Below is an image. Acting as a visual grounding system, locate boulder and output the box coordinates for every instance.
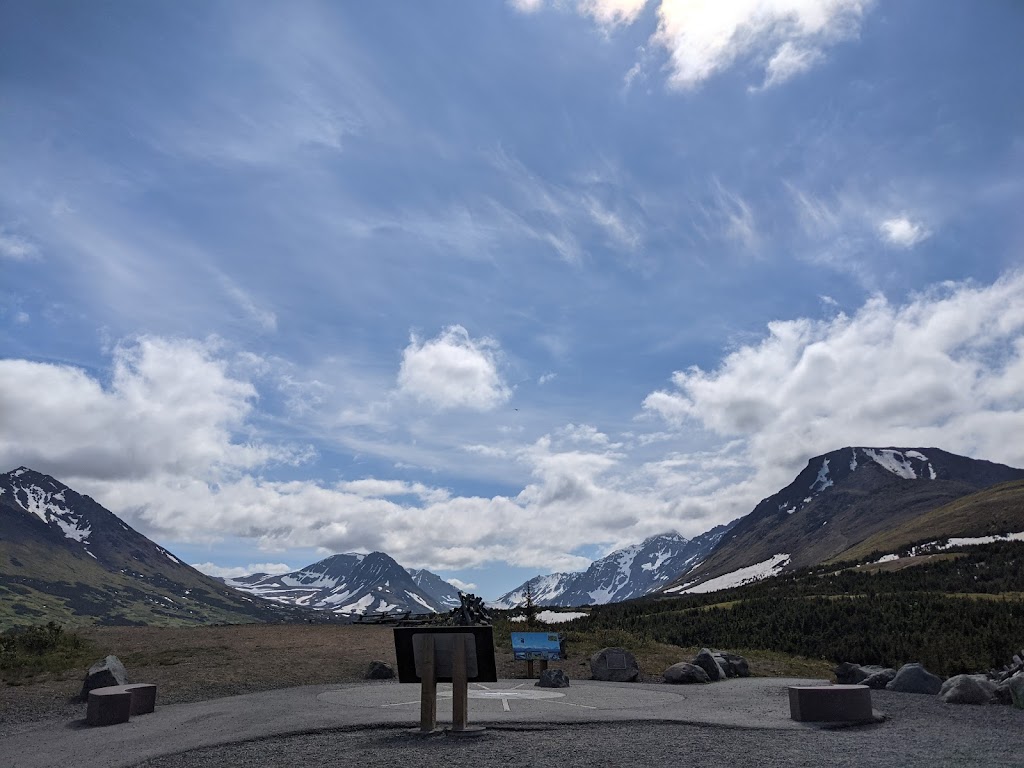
[692,648,726,682]
[662,662,710,684]
[1008,674,1024,710]
[885,663,943,695]
[589,647,640,682]
[81,656,128,700]
[859,669,897,689]
[365,660,395,680]
[939,675,997,705]
[994,680,1012,705]
[536,669,570,688]
[714,652,750,678]
[833,662,862,684]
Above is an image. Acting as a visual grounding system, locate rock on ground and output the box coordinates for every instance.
[939,675,996,705]
[1007,674,1024,709]
[536,669,570,688]
[365,661,394,680]
[589,647,640,683]
[692,648,726,682]
[714,652,750,678]
[662,663,710,684]
[886,663,943,695]
[860,669,897,689]
[81,655,128,699]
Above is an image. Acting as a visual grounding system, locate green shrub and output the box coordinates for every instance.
[0,622,94,685]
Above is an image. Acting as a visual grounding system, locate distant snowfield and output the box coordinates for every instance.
[874,531,1024,563]
[509,610,588,624]
[666,554,791,595]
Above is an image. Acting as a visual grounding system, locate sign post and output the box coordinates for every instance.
[394,626,496,736]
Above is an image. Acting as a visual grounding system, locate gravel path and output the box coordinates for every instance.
[135,691,1022,768]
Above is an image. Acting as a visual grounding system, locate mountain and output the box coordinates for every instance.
[829,478,1024,563]
[223,552,460,614]
[406,568,463,608]
[662,447,1024,595]
[0,467,320,630]
[493,526,734,608]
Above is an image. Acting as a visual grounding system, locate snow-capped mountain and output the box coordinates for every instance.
[224,552,459,615]
[663,447,1024,594]
[0,467,314,629]
[493,525,734,608]
[407,568,463,609]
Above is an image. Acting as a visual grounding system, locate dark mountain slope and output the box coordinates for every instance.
[0,467,320,629]
[664,447,1024,593]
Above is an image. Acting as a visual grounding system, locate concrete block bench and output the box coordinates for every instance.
[788,684,874,723]
[87,683,157,726]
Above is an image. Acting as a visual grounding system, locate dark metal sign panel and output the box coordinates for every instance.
[393,626,497,683]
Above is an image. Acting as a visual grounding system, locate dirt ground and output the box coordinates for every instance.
[0,623,834,733]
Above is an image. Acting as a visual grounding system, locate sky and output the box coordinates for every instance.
[2,1,1023,600]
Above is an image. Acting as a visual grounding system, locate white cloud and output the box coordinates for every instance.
[760,41,824,89]
[218,275,278,332]
[644,271,1024,505]
[578,0,649,29]
[879,216,930,248]
[397,325,512,411]
[0,335,304,480]
[192,562,295,579]
[654,0,872,90]
[336,478,451,504]
[445,577,478,592]
[0,227,39,260]
[538,372,558,385]
[509,0,544,12]
[14,311,30,324]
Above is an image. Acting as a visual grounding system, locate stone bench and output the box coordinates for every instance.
[788,684,874,723]
[87,683,157,726]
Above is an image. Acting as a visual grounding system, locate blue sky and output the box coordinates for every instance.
[2,1,1023,599]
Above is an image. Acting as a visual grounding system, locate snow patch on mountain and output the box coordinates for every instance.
[667,553,790,595]
[862,449,919,480]
[810,458,833,493]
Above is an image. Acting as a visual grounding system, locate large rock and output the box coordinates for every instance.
[81,656,128,700]
[365,660,394,680]
[1008,674,1024,710]
[834,663,888,685]
[692,648,727,682]
[590,647,640,682]
[663,662,710,684]
[860,668,897,689]
[714,652,750,678]
[537,669,570,688]
[885,663,943,695]
[833,662,862,684]
[939,675,997,705]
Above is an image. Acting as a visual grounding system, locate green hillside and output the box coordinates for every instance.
[829,479,1024,563]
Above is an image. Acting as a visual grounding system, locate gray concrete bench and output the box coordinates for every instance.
[87,683,157,726]
[788,684,874,723]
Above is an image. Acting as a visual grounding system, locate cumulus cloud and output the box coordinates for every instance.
[644,271,1024,497]
[654,0,871,90]
[879,216,930,248]
[0,335,304,480]
[397,325,512,411]
[192,562,295,579]
[445,577,478,591]
[518,0,872,90]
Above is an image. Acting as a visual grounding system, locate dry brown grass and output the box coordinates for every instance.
[0,622,835,732]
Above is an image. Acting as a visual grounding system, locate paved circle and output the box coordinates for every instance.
[449,689,565,701]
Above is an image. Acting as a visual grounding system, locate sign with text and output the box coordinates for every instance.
[511,632,566,661]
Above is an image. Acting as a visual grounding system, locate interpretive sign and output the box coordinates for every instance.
[511,632,566,662]
[393,626,497,684]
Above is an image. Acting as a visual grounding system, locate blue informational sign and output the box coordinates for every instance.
[511,632,566,661]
